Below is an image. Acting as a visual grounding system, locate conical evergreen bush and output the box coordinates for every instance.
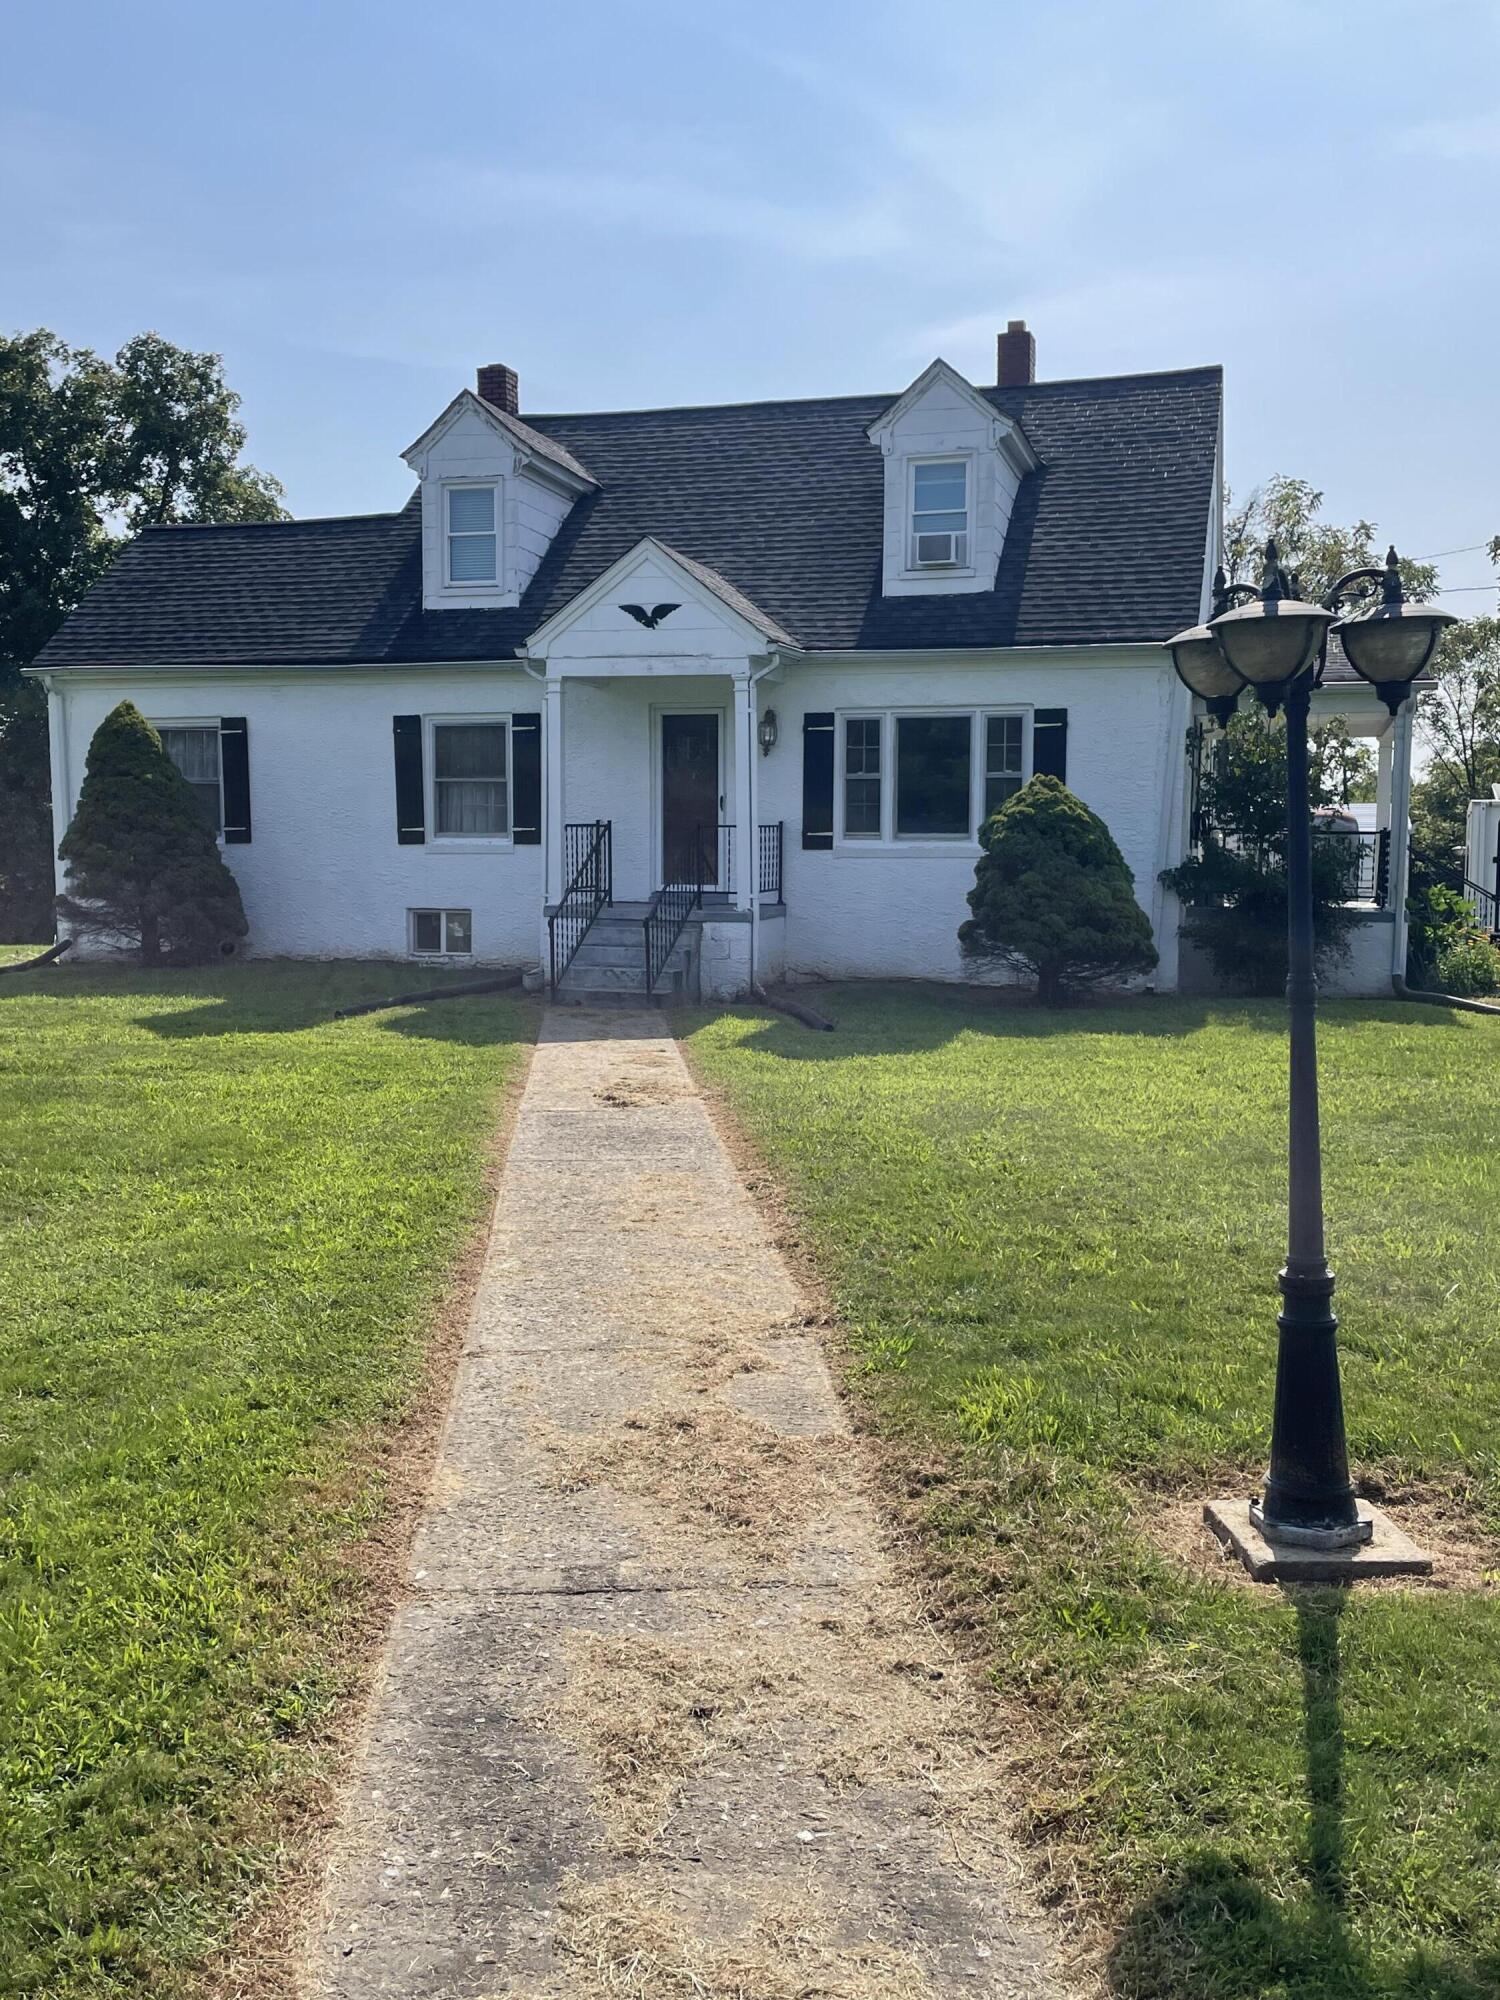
[57,701,248,965]
[959,773,1156,1005]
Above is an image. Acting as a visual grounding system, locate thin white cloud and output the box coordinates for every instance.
[1399,111,1500,160]
[406,161,911,262]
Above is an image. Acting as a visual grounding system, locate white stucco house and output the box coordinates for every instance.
[31,325,1418,1000]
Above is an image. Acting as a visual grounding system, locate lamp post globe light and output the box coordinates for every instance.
[1164,540,1455,1579]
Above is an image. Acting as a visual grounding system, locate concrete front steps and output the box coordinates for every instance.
[554,903,698,1007]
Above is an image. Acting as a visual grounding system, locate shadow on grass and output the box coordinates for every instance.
[0,962,535,1045]
[1109,1590,1497,2000]
[686,986,1470,1064]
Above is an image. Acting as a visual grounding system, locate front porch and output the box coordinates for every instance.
[1180,684,1417,995]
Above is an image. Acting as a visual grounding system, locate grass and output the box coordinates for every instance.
[0,961,533,1996]
[682,985,1500,2000]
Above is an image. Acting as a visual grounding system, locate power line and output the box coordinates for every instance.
[1432,583,1499,596]
[1412,542,1494,560]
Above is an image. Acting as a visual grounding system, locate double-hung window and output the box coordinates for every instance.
[984,714,1025,819]
[433,720,509,837]
[158,725,223,835]
[843,717,882,836]
[446,484,497,584]
[910,459,969,568]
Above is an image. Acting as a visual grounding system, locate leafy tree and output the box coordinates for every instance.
[56,702,248,964]
[1162,709,1361,994]
[959,775,1157,1005]
[1410,616,1500,890]
[0,329,284,939]
[1224,476,1438,605]
[1310,716,1376,806]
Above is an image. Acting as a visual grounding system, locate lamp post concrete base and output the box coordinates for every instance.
[1204,1497,1433,1583]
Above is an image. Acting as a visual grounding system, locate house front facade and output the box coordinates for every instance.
[31,327,1416,999]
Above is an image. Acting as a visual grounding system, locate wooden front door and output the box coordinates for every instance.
[661,713,720,885]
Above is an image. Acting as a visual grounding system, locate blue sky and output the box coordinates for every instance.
[4,0,1496,604]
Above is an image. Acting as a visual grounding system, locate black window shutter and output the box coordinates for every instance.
[219,717,251,843]
[512,712,541,845]
[393,714,426,844]
[1033,707,1068,784]
[802,711,835,850]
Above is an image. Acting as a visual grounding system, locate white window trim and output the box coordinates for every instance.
[443,480,501,592]
[408,908,474,957]
[833,706,1032,852]
[904,455,975,578]
[148,717,225,844]
[426,714,514,848]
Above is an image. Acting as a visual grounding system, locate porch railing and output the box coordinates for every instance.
[1465,876,1500,934]
[698,821,786,899]
[548,819,612,992]
[644,833,707,993]
[1313,825,1390,905]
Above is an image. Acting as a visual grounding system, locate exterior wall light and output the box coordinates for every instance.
[757,707,779,756]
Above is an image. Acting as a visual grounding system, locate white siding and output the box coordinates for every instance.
[50,669,545,965]
[752,652,1181,984]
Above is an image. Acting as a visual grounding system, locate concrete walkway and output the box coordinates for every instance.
[302,1009,1056,1999]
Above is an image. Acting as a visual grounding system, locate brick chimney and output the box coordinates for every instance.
[996,320,1035,388]
[476,362,519,415]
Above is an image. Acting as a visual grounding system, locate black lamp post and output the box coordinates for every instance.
[1166,542,1454,1550]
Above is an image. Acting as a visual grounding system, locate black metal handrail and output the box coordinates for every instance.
[1312,825,1388,904]
[644,834,706,993]
[698,821,785,898]
[548,819,612,992]
[1465,876,1500,934]
[759,820,784,898]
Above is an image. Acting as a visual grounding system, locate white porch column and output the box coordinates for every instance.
[544,676,565,905]
[1387,700,1415,980]
[733,669,754,918]
[1375,727,1393,823]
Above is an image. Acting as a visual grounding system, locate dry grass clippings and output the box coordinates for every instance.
[535,1403,854,1561]
[511,1871,938,2000]
[547,1609,1003,1856]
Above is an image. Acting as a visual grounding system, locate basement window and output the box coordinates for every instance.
[410,908,473,955]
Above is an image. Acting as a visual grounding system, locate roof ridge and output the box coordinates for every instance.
[523,364,1222,426]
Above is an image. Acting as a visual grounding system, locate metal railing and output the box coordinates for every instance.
[758,820,784,898]
[1465,876,1500,934]
[1313,825,1390,905]
[698,821,785,898]
[548,819,612,992]
[644,832,707,993]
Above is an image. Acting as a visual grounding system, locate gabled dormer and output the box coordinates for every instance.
[866,355,1037,598]
[401,365,597,610]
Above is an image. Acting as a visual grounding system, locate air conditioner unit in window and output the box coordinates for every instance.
[914,531,968,567]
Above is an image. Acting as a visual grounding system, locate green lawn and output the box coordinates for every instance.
[683,987,1500,2000]
[0,963,532,1996]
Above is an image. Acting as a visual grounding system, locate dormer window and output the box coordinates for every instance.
[911,459,969,569]
[446,484,497,585]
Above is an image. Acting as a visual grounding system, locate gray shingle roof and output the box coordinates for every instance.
[35,366,1221,669]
